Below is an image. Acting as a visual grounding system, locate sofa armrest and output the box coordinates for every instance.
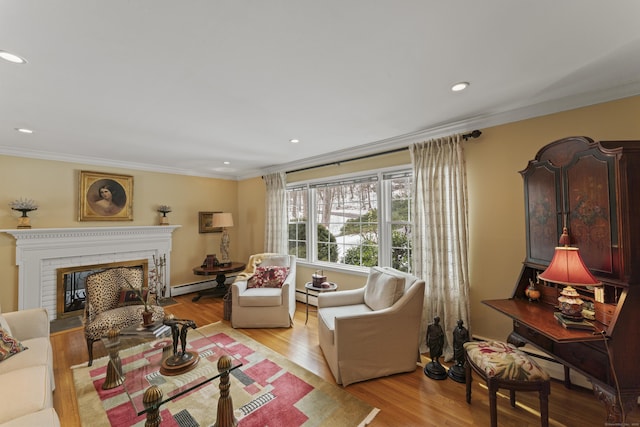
[231,279,247,301]
[318,288,365,308]
[3,308,50,341]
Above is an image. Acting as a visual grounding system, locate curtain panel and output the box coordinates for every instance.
[264,172,288,253]
[410,134,470,360]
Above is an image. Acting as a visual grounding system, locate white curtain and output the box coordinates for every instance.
[410,134,470,361]
[264,172,288,253]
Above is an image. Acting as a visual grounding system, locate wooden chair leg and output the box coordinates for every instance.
[86,338,95,366]
[465,360,472,403]
[510,389,516,407]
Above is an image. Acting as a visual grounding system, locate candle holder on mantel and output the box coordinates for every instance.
[9,198,38,229]
[157,205,172,225]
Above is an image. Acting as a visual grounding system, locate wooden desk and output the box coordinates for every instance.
[192,262,245,301]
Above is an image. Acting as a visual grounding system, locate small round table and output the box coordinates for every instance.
[304,281,338,325]
[192,262,246,301]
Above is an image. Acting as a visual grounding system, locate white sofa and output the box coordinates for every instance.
[0,307,60,427]
[318,266,425,386]
[231,253,296,328]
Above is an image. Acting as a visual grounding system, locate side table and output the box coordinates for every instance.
[192,262,246,302]
[305,281,338,325]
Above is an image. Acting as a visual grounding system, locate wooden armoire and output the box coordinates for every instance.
[485,136,640,423]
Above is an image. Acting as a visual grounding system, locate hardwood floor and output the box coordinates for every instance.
[52,294,638,426]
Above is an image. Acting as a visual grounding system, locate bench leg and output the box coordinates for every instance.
[488,379,498,427]
[540,382,550,427]
[510,390,516,407]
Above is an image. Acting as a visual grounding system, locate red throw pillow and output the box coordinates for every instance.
[118,289,147,306]
[247,266,289,288]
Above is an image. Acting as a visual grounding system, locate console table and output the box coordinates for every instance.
[192,262,245,301]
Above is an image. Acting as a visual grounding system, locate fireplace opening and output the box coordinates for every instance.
[56,259,148,319]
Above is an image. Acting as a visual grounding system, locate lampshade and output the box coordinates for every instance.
[538,230,601,321]
[211,212,234,228]
[538,246,601,287]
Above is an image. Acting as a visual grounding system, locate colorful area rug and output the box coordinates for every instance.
[72,322,379,426]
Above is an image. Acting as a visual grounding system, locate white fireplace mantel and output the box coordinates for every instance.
[1,225,180,319]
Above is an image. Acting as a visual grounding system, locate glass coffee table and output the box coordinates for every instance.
[101,324,242,427]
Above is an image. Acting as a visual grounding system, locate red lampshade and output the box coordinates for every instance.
[538,246,601,286]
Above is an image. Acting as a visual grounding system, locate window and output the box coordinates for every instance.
[287,169,413,272]
[287,186,308,260]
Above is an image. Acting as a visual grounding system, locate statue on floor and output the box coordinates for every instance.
[448,319,469,383]
[424,316,447,380]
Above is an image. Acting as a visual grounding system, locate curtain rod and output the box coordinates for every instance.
[285,129,482,175]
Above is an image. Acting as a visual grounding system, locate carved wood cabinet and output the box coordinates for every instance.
[484,136,640,423]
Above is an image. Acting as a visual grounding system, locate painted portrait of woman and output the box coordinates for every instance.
[79,171,133,221]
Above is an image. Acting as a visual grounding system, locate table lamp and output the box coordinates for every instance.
[538,227,601,320]
[211,213,234,265]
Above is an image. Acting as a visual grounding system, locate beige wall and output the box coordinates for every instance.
[288,95,640,341]
[1,95,639,344]
[0,158,240,311]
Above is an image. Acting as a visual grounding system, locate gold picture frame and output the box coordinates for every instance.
[79,171,133,221]
[199,211,222,233]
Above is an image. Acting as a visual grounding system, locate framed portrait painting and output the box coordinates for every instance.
[199,211,222,233]
[79,171,133,221]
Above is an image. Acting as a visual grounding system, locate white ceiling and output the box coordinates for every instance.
[2,1,640,180]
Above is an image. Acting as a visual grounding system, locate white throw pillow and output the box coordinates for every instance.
[259,255,290,268]
[364,267,405,311]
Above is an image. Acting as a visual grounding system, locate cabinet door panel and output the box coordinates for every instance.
[523,163,561,264]
[565,151,615,276]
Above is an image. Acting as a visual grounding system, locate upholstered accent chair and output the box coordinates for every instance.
[83,266,164,366]
[231,253,296,328]
[317,266,425,386]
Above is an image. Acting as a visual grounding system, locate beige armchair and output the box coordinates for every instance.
[317,266,425,386]
[83,267,164,366]
[231,253,296,328]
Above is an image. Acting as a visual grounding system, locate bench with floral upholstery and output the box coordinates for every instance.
[464,340,550,427]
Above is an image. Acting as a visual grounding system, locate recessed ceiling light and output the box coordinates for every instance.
[0,50,27,64]
[451,82,469,92]
[223,161,230,165]
[290,139,300,144]
[15,128,34,134]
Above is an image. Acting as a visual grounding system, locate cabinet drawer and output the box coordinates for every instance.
[554,342,609,384]
[513,321,554,352]
[594,302,615,326]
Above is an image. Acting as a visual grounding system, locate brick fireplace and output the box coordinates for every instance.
[1,225,180,320]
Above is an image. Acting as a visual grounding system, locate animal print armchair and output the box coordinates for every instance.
[83,266,164,366]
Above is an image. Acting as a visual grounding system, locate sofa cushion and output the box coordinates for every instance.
[84,305,164,340]
[237,288,283,306]
[0,337,50,376]
[318,304,372,344]
[0,328,27,362]
[247,266,289,288]
[363,267,405,311]
[0,365,52,424]
[0,408,60,427]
